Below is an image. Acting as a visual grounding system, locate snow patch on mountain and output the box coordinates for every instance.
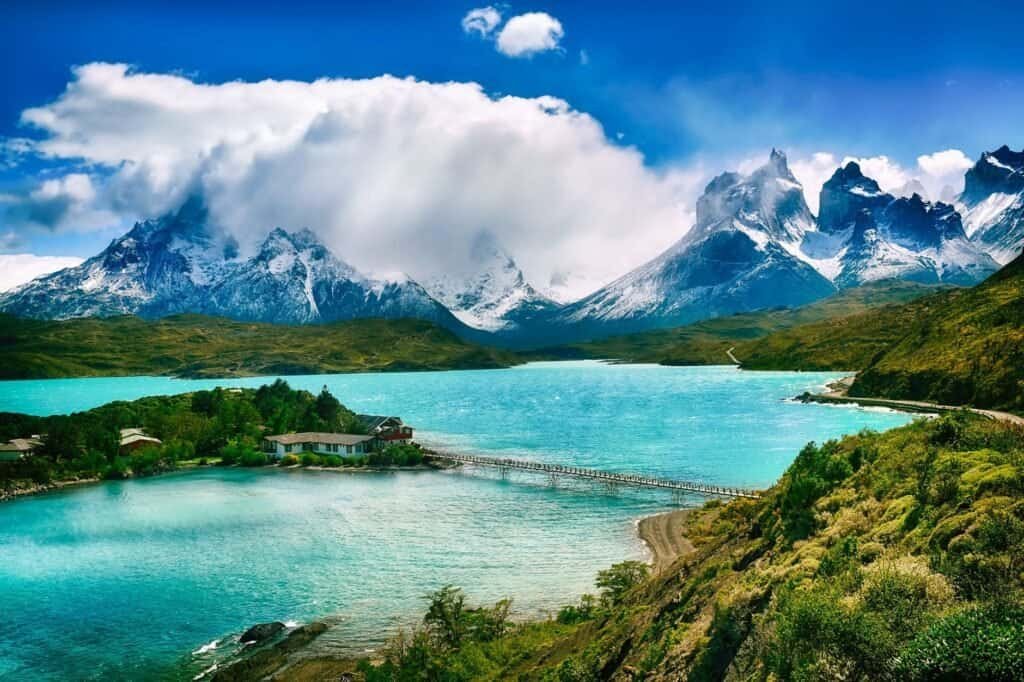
[959,146,1024,264]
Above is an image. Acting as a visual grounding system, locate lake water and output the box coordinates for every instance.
[0,363,914,679]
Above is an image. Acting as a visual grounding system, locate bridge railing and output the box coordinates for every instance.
[428,451,760,499]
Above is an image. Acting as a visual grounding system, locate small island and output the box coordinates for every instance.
[0,380,429,501]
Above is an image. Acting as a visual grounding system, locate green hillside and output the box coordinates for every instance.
[0,314,521,379]
[736,254,1024,413]
[535,280,941,365]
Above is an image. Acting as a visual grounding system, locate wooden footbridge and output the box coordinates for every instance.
[427,451,761,499]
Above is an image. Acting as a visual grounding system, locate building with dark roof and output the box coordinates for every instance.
[355,415,414,444]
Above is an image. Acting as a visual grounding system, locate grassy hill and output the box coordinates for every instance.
[275,412,1023,680]
[0,314,521,379]
[735,254,1024,413]
[532,280,942,365]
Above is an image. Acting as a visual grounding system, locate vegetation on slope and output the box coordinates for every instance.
[530,281,940,365]
[0,314,520,379]
[736,253,1024,412]
[356,412,1024,680]
[851,256,1024,411]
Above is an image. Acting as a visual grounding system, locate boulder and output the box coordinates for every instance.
[239,621,285,645]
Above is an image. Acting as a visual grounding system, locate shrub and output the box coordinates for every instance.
[279,454,299,466]
[322,454,343,467]
[300,452,320,467]
[239,449,268,467]
[557,594,598,624]
[768,585,894,680]
[103,456,131,480]
[894,603,1024,681]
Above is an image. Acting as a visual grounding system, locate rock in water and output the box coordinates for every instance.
[239,621,286,645]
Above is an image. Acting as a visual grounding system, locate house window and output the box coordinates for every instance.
[285,444,293,453]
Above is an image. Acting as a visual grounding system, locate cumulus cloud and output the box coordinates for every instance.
[496,12,564,57]
[461,6,501,36]
[14,63,697,301]
[917,149,973,177]
[0,254,83,292]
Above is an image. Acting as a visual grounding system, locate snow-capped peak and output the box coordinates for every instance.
[423,233,557,332]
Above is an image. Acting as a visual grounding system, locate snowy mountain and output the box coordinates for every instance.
[0,200,464,331]
[551,150,836,339]
[958,145,1024,264]
[423,234,558,333]
[813,162,998,287]
[0,197,224,319]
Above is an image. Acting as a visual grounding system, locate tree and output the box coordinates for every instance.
[596,561,649,605]
[315,386,342,426]
[423,585,468,649]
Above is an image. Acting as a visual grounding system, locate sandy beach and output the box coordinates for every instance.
[637,508,695,572]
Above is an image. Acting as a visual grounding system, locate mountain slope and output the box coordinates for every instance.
[735,254,1024,412]
[959,145,1024,264]
[0,197,224,319]
[0,314,520,379]
[538,280,942,365]
[850,253,1024,410]
[423,235,559,333]
[552,151,836,340]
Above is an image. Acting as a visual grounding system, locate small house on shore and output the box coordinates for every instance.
[0,437,43,462]
[261,432,377,459]
[356,415,414,444]
[119,428,162,453]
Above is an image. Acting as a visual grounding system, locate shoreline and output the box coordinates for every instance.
[799,375,1024,426]
[0,475,102,503]
[636,507,695,573]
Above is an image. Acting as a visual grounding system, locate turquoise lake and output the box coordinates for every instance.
[0,362,915,679]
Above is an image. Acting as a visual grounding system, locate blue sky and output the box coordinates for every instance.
[1,0,1022,293]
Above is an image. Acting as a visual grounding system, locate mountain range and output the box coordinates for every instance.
[0,197,465,333]
[2,146,1022,344]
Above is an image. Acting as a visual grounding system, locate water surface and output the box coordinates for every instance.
[0,363,914,679]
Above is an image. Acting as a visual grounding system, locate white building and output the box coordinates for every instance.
[261,432,377,459]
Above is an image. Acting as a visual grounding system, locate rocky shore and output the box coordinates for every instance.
[0,476,100,503]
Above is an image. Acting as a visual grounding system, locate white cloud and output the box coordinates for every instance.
[16,63,698,301]
[461,6,501,36]
[496,12,564,57]
[916,149,973,199]
[917,149,972,177]
[789,152,840,215]
[1,171,119,232]
[0,254,83,292]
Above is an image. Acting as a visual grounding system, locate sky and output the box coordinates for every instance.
[1,0,1023,297]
